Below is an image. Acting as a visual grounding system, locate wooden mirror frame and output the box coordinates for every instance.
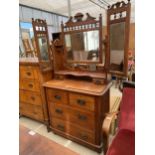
[32,18,52,72]
[107,0,131,77]
[61,13,103,65]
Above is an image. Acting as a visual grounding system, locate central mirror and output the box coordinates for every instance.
[65,30,99,62]
[38,37,49,61]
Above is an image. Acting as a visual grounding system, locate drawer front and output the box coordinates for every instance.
[34,105,44,121]
[51,118,67,133]
[21,79,40,92]
[49,103,67,119]
[51,118,95,144]
[69,93,95,111]
[20,103,44,121]
[19,80,22,89]
[20,66,38,80]
[69,109,95,131]
[47,89,68,104]
[70,126,95,144]
[20,90,42,106]
[20,103,33,116]
[49,103,95,131]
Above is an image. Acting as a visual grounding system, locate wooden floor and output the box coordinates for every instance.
[20,125,79,155]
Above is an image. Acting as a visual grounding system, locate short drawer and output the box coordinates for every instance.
[49,103,67,119]
[20,103,44,121]
[33,105,44,121]
[20,90,42,106]
[69,109,95,131]
[70,125,95,144]
[69,93,95,111]
[20,103,34,116]
[21,79,40,92]
[51,118,67,133]
[20,66,38,80]
[47,89,68,104]
[19,80,22,89]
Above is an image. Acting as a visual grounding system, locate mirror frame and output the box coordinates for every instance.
[107,0,131,77]
[32,18,52,72]
[22,39,34,57]
[61,13,103,64]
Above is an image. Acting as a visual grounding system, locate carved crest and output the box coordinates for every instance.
[108,0,130,10]
[65,12,96,26]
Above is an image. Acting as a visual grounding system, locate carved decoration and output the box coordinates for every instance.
[62,13,101,33]
[32,18,46,24]
[74,12,84,22]
[108,0,130,10]
[65,16,73,25]
[86,13,96,21]
[53,39,63,47]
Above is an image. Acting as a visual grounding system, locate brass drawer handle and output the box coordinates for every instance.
[28,84,33,88]
[55,109,63,114]
[31,96,35,101]
[77,99,85,106]
[57,124,65,131]
[78,114,87,121]
[79,133,88,140]
[54,95,61,100]
[26,72,31,76]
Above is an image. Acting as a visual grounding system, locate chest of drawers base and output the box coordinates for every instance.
[43,79,111,152]
[19,60,52,123]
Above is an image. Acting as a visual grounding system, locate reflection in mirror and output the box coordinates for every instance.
[19,22,36,57]
[110,22,125,72]
[38,37,49,61]
[65,30,99,62]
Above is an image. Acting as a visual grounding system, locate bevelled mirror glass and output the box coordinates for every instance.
[65,30,99,62]
[110,22,125,72]
[38,37,49,61]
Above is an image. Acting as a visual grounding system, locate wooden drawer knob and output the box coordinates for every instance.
[28,84,33,88]
[54,95,61,100]
[26,72,31,76]
[57,124,65,131]
[31,96,35,101]
[78,114,87,121]
[55,109,63,114]
[77,99,85,106]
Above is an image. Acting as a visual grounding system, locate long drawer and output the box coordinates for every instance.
[51,117,95,144]
[20,103,44,121]
[20,79,40,92]
[20,66,38,80]
[69,93,95,111]
[20,90,42,106]
[49,103,95,131]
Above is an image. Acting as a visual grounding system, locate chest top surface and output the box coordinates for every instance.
[43,79,112,96]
